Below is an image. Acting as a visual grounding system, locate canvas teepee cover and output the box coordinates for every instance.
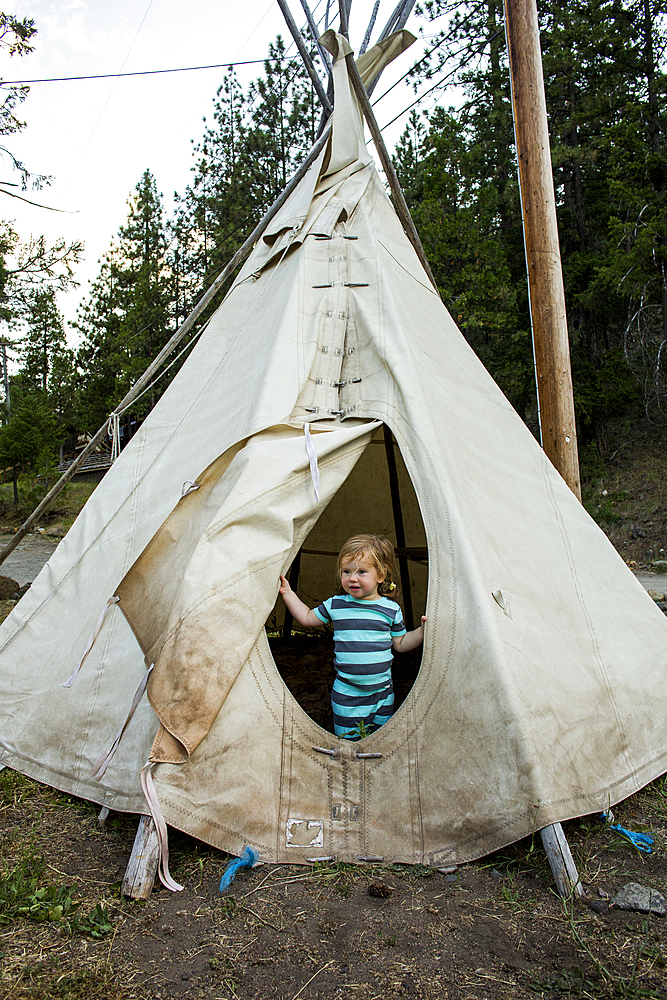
[1,31,666,869]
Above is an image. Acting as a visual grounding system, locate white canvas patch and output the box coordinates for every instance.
[286,818,324,848]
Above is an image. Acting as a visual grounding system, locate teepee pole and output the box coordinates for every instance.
[383,426,414,630]
[505,0,585,901]
[375,0,405,41]
[344,49,439,292]
[338,0,350,38]
[0,129,330,569]
[277,0,332,113]
[359,0,380,54]
[366,0,416,97]
[297,0,333,73]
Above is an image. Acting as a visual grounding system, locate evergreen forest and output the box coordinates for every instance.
[0,1,665,500]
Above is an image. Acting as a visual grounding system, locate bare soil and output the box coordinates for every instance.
[1,768,666,1000]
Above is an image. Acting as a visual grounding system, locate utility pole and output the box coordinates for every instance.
[505,0,581,501]
[505,0,585,898]
[0,339,18,505]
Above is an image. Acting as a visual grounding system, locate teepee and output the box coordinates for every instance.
[1,21,666,886]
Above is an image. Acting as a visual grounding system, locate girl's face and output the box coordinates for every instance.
[340,555,384,600]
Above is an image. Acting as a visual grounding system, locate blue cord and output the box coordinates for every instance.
[599,813,653,853]
[219,846,258,891]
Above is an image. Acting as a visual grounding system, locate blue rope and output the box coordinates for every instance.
[219,846,258,891]
[599,813,653,853]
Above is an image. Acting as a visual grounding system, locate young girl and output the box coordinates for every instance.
[279,534,426,740]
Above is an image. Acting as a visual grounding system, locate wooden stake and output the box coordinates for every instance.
[122,815,160,899]
[505,0,581,500]
[540,824,585,899]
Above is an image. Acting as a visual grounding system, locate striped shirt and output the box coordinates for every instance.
[313,594,406,691]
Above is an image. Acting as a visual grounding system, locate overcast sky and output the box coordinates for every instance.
[1,1,440,337]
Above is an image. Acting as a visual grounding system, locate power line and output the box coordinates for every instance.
[371,33,449,105]
[378,27,504,131]
[0,59,272,86]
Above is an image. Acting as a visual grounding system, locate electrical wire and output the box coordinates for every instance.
[371,32,449,104]
[378,26,504,130]
[62,0,155,198]
[0,59,272,86]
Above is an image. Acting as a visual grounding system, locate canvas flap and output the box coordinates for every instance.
[117,421,380,763]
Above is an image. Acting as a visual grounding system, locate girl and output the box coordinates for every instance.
[279,534,426,739]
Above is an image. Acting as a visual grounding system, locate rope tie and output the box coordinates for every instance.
[107,413,121,462]
[219,847,258,891]
[92,664,154,779]
[140,762,184,892]
[304,423,320,502]
[63,596,120,688]
[599,812,653,853]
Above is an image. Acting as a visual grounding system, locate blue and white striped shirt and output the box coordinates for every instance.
[313,594,406,690]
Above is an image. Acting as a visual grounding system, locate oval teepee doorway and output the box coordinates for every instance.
[269,423,428,736]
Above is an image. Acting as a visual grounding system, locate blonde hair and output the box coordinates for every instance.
[336,534,398,597]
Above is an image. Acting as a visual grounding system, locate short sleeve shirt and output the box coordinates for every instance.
[313,594,406,689]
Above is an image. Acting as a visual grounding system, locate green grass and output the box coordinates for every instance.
[0,476,97,532]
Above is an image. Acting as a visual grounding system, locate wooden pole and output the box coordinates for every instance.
[338,0,349,38]
[366,0,416,96]
[505,0,581,500]
[282,548,302,639]
[276,0,332,114]
[0,128,330,569]
[383,426,414,630]
[344,52,439,293]
[0,341,17,505]
[505,0,585,900]
[297,0,333,74]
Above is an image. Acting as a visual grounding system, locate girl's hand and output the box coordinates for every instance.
[279,575,291,596]
[421,615,427,630]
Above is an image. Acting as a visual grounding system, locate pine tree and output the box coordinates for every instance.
[173,36,319,316]
[396,2,532,419]
[19,287,67,392]
[75,170,172,433]
[407,0,657,443]
[598,0,667,416]
[0,288,73,472]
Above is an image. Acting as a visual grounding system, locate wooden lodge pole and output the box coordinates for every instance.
[505,0,585,899]
[505,0,581,501]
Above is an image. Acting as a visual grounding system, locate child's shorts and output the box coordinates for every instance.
[331,677,394,740]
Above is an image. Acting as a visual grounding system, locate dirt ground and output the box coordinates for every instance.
[1,766,666,1000]
[0,533,60,588]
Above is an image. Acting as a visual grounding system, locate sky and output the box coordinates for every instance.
[1,0,445,339]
